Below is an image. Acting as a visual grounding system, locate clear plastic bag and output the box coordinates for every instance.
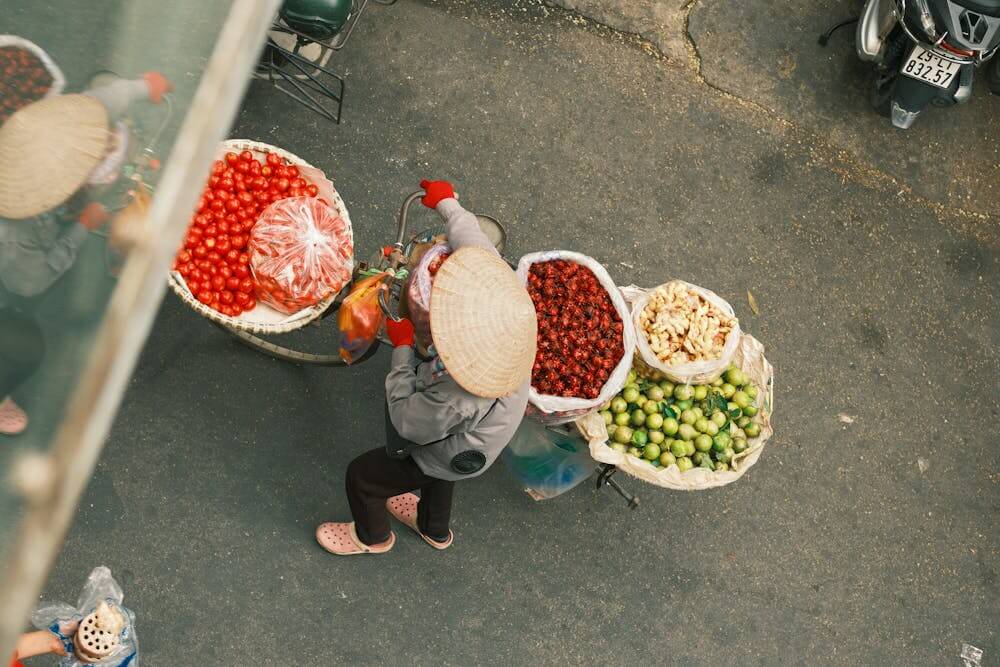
[31,566,138,666]
[501,418,594,500]
[406,243,451,344]
[249,196,353,314]
[338,273,389,364]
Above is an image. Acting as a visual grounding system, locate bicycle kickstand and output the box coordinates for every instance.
[595,464,639,509]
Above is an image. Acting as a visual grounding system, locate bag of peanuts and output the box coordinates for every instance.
[625,280,741,385]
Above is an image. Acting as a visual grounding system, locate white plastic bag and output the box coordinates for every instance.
[626,280,741,385]
[516,250,636,424]
[587,334,773,490]
[406,243,451,344]
[32,566,139,666]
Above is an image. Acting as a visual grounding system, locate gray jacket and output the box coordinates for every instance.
[385,199,529,481]
[0,79,148,309]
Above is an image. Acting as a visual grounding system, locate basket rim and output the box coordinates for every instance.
[169,138,352,334]
[0,35,66,97]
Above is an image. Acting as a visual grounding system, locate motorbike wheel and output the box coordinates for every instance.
[870,69,896,118]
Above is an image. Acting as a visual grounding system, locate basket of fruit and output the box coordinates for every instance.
[0,36,65,123]
[518,251,636,424]
[629,280,741,385]
[169,139,353,333]
[585,334,773,490]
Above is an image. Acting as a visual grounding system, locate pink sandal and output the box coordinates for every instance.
[386,493,454,550]
[315,522,395,556]
[0,397,28,435]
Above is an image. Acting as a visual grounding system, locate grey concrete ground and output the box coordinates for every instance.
[33,0,999,665]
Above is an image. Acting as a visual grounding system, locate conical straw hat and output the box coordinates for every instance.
[430,247,537,398]
[0,94,109,219]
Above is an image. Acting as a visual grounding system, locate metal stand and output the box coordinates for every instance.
[595,464,639,509]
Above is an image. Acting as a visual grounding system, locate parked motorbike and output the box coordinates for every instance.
[823,0,1000,128]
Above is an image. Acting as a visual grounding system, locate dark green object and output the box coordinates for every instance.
[280,0,353,40]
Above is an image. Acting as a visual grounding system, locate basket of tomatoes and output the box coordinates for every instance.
[168,139,354,333]
[0,36,66,123]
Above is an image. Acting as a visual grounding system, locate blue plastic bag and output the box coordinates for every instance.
[502,419,593,499]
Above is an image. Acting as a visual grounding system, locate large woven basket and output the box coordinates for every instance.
[0,35,66,98]
[583,333,774,491]
[168,139,353,334]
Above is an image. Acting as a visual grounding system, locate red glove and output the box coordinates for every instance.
[420,179,455,209]
[143,71,174,103]
[78,202,109,231]
[385,318,415,347]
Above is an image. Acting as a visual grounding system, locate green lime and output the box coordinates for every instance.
[742,404,758,417]
[610,442,626,452]
[744,422,761,438]
[659,451,676,467]
[745,384,758,400]
[634,396,647,410]
[684,440,696,457]
[611,397,628,414]
[693,385,708,400]
[614,411,631,427]
[612,426,633,444]
[673,384,694,401]
[662,418,679,436]
[601,411,613,425]
[715,461,729,471]
[643,400,661,415]
[678,424,697,441]
[622,386,640,403]
[732,390,750,409]
[711,411,728,427]
[646,386,664,401]
[669,440,686,457]
[737,416,751,429]
[705,421,719,436]
[692,451,706,466]
[732,437,747,453]
[674,399,692,411]
[627,446,641,457]
[627,369,637,383]
[646,413,664,430]
[658,380,674,394]
[711,376,724,387]
[607,423,618,437]
[650,459,661,468]
[721,383,736,399]
[694,434,713,452]
[677,456,694,472]
[716,447,734,464]
[643,443,661,460]
[695,417,710,433]
[680,409,697,425]
[648,430,665,445]
[691,406,704,419]
[632,430,648,447]
[631,409,647,427]
[712,432,731,451]
[699,456,715,471]
[723,367,741,386]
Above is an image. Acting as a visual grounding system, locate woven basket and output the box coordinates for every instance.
[168,139,352,334]
[583,333,774,491]
[0,35,66,98]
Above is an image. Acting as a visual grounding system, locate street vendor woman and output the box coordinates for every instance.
[316,179,537,554]
[0,72,172,435]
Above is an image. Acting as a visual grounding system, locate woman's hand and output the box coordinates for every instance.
[419,179,455,209]
[15,630,67,658]
[143,71,174,103]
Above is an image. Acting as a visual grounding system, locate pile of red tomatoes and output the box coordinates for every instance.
[0,46,54,123]
[172,149,320,317]
[527,259,625,399]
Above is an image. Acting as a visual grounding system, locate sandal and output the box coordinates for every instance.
[386,493,454,550]
[315,522,395,556]
[0,397,28,435]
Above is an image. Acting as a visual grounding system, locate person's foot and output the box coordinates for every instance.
[386,493,454,550]
[315,522,395,555]
[0,397,28,435]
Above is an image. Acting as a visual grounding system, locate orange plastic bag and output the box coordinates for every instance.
[338,273,390,364]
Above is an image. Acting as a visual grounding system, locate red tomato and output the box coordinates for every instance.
[211,160,226,175]
[225,152,239,166]
[196,197,206,213]
[211,275,226,291]
[239,253,250,264]
[266,152,282,167]
[239,278,254,294]
[219,290,234,305]
[225,198,240,211]
[225,213,238,225]
[229,222,244,235]
[231,235,247,250]
[226,277,241,290]
[220,177,234,191]
[207,251,222,264]
[249,161,261,175]
[289,187,302,197]
[261,165,272,177]
[275,178,289,192]
[219,265,232,279]
[200,280,212,293]
[239,150,253,162]
[209,176,220,188]
[226,249,241,264]
[236,161,250,174]
[204,237,216,250]
[177,250,192,264]
[235,264,250,279]
[306,184,319,197]
[197,290,213,304]
[236,291,250,305]
[193,244,207,258]
[216,237,231,253]
[286,166,300,178]
[210,199,224,212]
[291,177,306,189]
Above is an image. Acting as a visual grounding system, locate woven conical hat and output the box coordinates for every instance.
[0,94,109,219]
[430,247,537,398]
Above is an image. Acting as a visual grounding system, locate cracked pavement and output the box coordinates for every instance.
[16,0,999,664]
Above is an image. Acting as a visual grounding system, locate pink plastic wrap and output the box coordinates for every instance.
[249,196,353,314]
[406,243,451,343]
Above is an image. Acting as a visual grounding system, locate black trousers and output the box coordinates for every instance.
[0,308,44,397]
[345,407,454,545]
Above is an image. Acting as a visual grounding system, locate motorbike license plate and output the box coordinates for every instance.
[901,45,960,89]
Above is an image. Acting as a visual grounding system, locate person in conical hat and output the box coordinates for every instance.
[0,72,172,436]
[317,180,537,555]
